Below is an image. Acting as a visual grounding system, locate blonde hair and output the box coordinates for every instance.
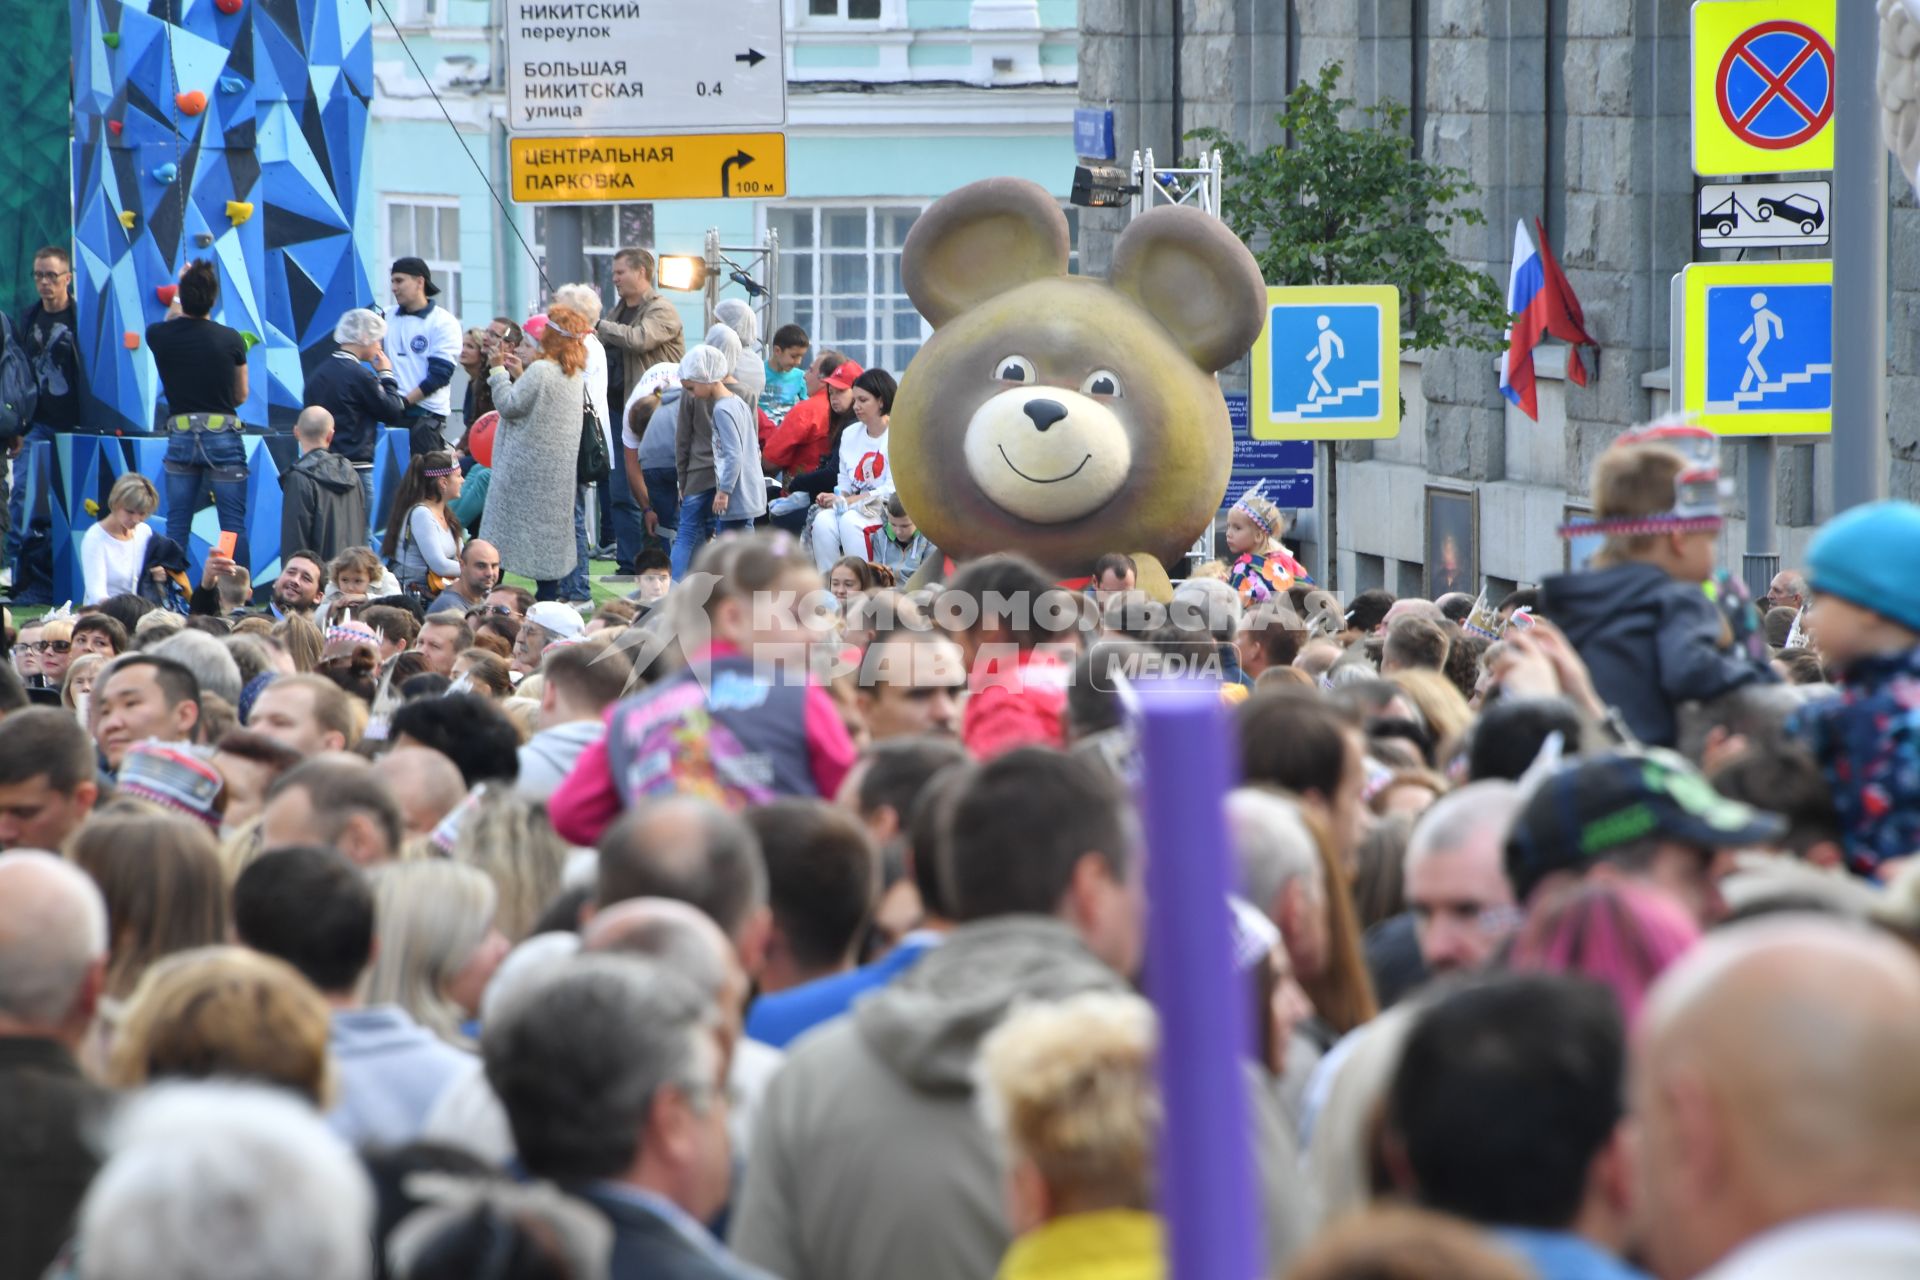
[134,609,185,642]
[365,861,498,1046]
[498,696,540,742]
[976,992,1159,1214]
[450,790,571,942]
[1235,491,1288,551]
[108,473,160,518]
[1389,668,1474,749]
[62,652,106,711]
[1591,444,1688,566]
[41,615,74,644]
[107,946,333,1106]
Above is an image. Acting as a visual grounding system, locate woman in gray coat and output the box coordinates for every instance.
[480,305,587,591]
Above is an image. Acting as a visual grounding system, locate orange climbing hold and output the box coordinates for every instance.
[175,90,207,115]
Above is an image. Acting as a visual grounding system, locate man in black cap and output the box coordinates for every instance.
[1504,747,1787,927]
[382,257,463,455]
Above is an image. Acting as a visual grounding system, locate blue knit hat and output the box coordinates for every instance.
[1806,501,1920,635]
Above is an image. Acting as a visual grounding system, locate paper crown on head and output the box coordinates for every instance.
[1461,589,1507,641]
[117,741,225,828]
[1232,480,1278,536]
[1558,418,1731,540]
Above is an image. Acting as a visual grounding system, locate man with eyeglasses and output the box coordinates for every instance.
[3,247,82,601]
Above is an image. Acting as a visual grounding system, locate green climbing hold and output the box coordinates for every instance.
[103,31,119,47]
[239,331,261,351]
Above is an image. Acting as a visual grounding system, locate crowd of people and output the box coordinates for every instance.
[6,245,1920,1280]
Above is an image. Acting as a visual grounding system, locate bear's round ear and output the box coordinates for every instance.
[903,178,1071,328]
[1108,207,1268,373]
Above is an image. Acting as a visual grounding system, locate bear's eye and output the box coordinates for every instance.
[1081,370,1124,398]
[995,356,1036,384]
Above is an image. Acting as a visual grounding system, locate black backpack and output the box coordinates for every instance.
[0,312,39,441]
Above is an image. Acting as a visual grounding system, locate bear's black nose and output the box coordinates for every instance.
[1023,399,1068,432]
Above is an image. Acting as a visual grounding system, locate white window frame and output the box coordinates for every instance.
[790,0,904,28]
[526,202,657,304]
[380,195,463,317]
[389,0,441,27]
[763,202,932,373]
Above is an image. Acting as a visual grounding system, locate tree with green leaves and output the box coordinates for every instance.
[1191,62,1509,353]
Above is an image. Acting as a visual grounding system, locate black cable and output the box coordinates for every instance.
[371,0,550,295]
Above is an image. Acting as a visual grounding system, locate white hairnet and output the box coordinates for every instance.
[679,345,731,384]
[702,323,742,367]
[332,308,386,346]
[632,361,682,399]
[714,297,759,349]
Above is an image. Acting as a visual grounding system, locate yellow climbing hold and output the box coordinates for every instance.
[225,200,254,225]
[118,210,136,229]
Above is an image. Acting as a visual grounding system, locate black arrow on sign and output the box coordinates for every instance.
[735,49,766,67]
[720,150,754,197]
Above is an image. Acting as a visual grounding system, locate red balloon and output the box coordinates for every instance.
[467,411,498,469]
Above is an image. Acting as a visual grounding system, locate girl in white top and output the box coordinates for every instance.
[811,368,895,573]
[80,473,160,604]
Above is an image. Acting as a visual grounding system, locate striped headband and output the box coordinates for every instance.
[424,465,456,477]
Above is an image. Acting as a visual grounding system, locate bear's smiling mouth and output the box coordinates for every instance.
[997,446,1092,485]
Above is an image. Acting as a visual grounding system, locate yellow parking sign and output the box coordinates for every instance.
[1692,0,1836,177]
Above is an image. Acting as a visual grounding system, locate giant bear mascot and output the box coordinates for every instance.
[892,176,1268,598]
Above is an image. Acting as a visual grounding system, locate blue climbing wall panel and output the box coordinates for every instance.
[70,0,373,433]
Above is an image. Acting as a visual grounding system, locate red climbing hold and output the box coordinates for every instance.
[175,90,207,115]
[156,285,179,307]
[106,119,123,136]
[214,0,243,12]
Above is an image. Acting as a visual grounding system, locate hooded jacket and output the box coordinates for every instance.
[515,719,605,803]
[281,447,368,564]
[1537,560,1775,748]
[729,917,1316,1280]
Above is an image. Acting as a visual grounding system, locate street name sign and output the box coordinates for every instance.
[506,0,785,134]
[509,133,788,202]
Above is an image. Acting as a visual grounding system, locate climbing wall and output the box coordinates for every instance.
[69,0,374,433]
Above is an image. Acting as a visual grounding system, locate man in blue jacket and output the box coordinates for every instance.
[305,308,408,543]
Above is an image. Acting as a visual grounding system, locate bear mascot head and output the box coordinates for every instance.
[892,176,1267,596]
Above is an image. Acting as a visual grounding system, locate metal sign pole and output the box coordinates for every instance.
[1831,0,1889,511]
[545,207,585,299]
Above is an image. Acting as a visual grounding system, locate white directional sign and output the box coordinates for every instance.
[506,0,785,135]
[1696,179,1831,249]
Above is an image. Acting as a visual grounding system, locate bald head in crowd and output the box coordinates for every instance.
[583,897,746,1043]
[0,851,108,1047]
[594,798,771,975]
[378,746,468,838]
[1631,918,1920,1280]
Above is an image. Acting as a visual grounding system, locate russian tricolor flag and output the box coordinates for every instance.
[1500,218,1596,421]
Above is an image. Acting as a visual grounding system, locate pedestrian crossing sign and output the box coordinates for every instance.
[1249,285,1401,440]
[1681,259,1832,436]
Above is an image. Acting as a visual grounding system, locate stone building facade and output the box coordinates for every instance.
[1079,0,1914,596]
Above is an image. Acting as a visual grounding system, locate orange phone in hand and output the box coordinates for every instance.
[215,531,238,560]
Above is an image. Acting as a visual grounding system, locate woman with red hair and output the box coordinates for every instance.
[480,305,588,601]
[1507,881,1700,1027]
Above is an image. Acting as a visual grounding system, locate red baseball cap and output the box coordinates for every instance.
[825,360,865,391]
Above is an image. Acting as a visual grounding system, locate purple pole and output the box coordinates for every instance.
[1136,679,1260,1280]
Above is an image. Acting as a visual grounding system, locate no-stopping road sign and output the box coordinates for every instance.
[1692,1,1836,176]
